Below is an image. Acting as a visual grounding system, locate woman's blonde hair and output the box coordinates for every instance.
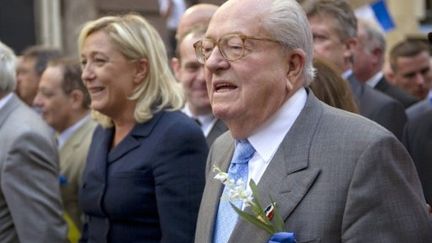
[78,14,184,127]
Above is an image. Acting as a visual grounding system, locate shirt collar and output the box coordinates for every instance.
[57,115,91,149]
[366,71,383,88]
[341,69,353,80]
[181,103,216,134]
[247,88,307,163]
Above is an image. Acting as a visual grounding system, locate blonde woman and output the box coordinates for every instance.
[78,14,208,243]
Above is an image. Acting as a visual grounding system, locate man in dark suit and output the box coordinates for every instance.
[172,4,227,146]
[0,41,67,242]
[405,34,432,121]
[193,0,432,242]
[403,109,432,204]
[406,98,432,121]
[305,0,407,140]
[353,19,418,108]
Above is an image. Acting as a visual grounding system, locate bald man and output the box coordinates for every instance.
[176,3,218,42]
[173,4,227,146]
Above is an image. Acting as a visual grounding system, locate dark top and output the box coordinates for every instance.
[403,110,432,204]
[375,77,418,108]
[347,74,407,140]
[79,110,208,243]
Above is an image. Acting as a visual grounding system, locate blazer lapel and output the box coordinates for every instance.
[107,112,163,163]
[229,91,323,242]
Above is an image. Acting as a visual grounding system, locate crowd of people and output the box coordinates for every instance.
[0,0,431,242]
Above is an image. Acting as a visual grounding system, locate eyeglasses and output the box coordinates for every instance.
[193,33,279,64]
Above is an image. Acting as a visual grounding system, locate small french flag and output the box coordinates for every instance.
[355,0,395,32]
[370,0,395,32]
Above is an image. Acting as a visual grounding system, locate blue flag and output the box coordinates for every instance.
[371,0,395,32]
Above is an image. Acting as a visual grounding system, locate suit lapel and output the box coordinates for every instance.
[198,134,235,242]
[0,94,20,128]
[229,92,323,242]
[374,77,387,92]
[206,119,227,145]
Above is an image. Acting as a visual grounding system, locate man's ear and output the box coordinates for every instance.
[69,89,84,109]
[286,49,306,90]
[171,57,181,81]
[133,58,149,85]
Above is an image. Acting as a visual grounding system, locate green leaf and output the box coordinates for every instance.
[230,203,275,234]
[249,180,272,226]
[269,196,285,232]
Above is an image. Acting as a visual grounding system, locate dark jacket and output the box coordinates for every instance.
[79,110,208,243]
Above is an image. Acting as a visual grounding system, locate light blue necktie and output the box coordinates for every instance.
[213,139,256,243]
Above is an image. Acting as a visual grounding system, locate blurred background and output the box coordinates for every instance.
[0,0,430,57]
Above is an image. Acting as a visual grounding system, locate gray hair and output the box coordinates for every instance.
[262,0,315,85]
[305,0,357,41]
[0,41,17,94]
[358,19,386,54]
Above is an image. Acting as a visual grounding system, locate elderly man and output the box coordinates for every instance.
[353,19,418,108]
[172,5,227,145]
[193,0,432,242]
[33,58,97,237]
[0,41,67,242]
[305,0,407,140]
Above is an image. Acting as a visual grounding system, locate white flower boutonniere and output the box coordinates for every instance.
[213,165,295,243]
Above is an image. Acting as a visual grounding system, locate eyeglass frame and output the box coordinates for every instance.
[193,33,280,64]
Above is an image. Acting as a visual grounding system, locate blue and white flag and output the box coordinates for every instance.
[355,0,395,32]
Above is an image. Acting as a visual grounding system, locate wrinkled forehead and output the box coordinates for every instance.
[206,0,270,38]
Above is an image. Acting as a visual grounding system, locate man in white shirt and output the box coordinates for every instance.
[193,0,432,242]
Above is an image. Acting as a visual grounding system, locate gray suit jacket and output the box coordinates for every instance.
[206,119,228,146]
[0,94,67,243]
[59,117,97,232]
[195,91,432,243]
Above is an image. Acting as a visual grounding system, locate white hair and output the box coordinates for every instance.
[0,41,16,94]
[262,0,315,85]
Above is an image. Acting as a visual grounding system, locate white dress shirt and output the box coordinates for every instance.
[182,104,217,137]
[365,71,383,88]
[245,88,307,194]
